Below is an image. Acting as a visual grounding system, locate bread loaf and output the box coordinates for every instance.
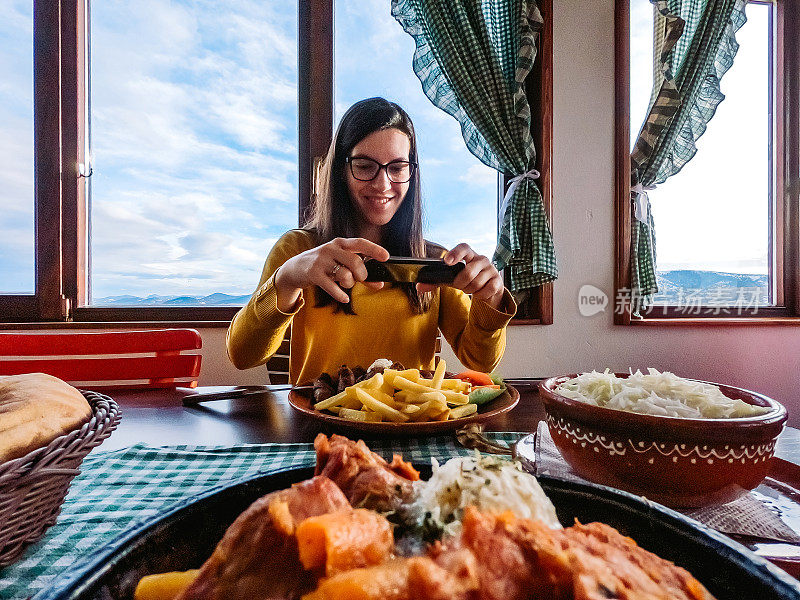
[0,373,92,463]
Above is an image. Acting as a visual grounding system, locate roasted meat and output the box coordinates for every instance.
[313,372,336,403]
[449,507,716,600]
[314,434,419,512]
[335,365,355,393]
[175,476,350,600]
[352,365,367,382]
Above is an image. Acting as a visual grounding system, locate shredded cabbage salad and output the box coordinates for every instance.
[406,453,561,539]
[555,369,769,419]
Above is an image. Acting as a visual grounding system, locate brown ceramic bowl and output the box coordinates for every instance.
[538,374,787,508]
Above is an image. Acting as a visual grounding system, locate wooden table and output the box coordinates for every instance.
[98,383,544,449]
[99,383,800,466]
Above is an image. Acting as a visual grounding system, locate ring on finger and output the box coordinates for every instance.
[330,263,343,278]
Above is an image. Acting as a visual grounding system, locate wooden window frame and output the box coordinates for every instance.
[511,0,554,325]
[614,0,800,325]
[2,0,553,327]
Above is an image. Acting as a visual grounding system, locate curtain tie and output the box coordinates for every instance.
[499,168,541,223]
[631,182,655,223]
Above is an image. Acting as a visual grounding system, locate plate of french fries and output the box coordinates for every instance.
[288,359,519,434]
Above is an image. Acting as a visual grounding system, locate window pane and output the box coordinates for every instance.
[89,0,298,306]
[334,0,498,260]
[629,2,655,148]
[630,1,771,307]
[0,2,34,294]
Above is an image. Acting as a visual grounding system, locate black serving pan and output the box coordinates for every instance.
[34,466,800,600]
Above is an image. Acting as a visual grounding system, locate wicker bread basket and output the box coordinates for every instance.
[0,390,121,566]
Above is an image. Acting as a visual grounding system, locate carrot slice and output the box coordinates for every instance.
[453,369,494,387]
[296,509,393,577]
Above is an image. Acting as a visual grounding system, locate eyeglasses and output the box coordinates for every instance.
[345,156,417,183]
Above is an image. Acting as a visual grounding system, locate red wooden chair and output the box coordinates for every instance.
[0,329,202,389]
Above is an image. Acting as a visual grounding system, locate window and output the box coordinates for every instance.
[0,2,34,297]
[615,0,799,322]
[1,0,552,324]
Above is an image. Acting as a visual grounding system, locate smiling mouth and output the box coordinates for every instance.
[366,196,392,205]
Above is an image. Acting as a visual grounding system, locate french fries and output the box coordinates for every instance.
[312,360,492,424]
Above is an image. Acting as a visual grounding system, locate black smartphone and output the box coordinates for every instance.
[364,257,465,284]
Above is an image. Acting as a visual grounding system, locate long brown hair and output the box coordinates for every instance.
[304,97,432,313]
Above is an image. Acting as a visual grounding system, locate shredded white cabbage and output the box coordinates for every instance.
[407,453,561,538]
[556,369,769,419]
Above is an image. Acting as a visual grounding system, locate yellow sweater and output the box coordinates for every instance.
[226,230,517,384]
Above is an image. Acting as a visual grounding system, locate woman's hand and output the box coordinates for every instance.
[274,238,390,311]
[417,243,505,309]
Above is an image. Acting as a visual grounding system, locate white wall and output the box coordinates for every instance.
[9,0,799,423]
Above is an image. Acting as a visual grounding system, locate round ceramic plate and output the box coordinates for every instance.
[33,466,800,600]
[287,384,519,434]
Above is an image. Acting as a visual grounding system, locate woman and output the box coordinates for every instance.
[227,98,516,384]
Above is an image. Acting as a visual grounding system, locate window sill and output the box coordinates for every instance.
[626,317,800,326]
[509,318,544,326]
[4,317,544,330]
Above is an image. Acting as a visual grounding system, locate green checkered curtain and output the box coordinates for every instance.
[629,0,746,312]
[391,0,556,291]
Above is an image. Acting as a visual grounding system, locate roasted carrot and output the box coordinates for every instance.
[453,369,494,387]
[134,570,199,600]
[296,509,393,576]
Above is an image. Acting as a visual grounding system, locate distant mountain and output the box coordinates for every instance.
[93,270,771,309]
[92,292,251,306]
[654,270,768,306]
[658,270,766,289]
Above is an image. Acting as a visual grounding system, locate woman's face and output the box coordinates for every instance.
[345,127,411,241]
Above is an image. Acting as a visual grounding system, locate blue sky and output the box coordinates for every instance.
[1,0,772,299]
[0,1,34,294]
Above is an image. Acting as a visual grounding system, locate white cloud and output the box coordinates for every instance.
[88,194,276,297]
[458,164,497,188]
[0,123,34,203]
[427,220,498,260]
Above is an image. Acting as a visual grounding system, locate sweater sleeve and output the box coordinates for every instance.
[437,287,517,373]
[226,231,315,370]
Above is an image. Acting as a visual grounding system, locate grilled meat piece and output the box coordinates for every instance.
[313,373,336,403]
[352,366,367,383]
[314,434,419,513]
[336,365,355,393]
